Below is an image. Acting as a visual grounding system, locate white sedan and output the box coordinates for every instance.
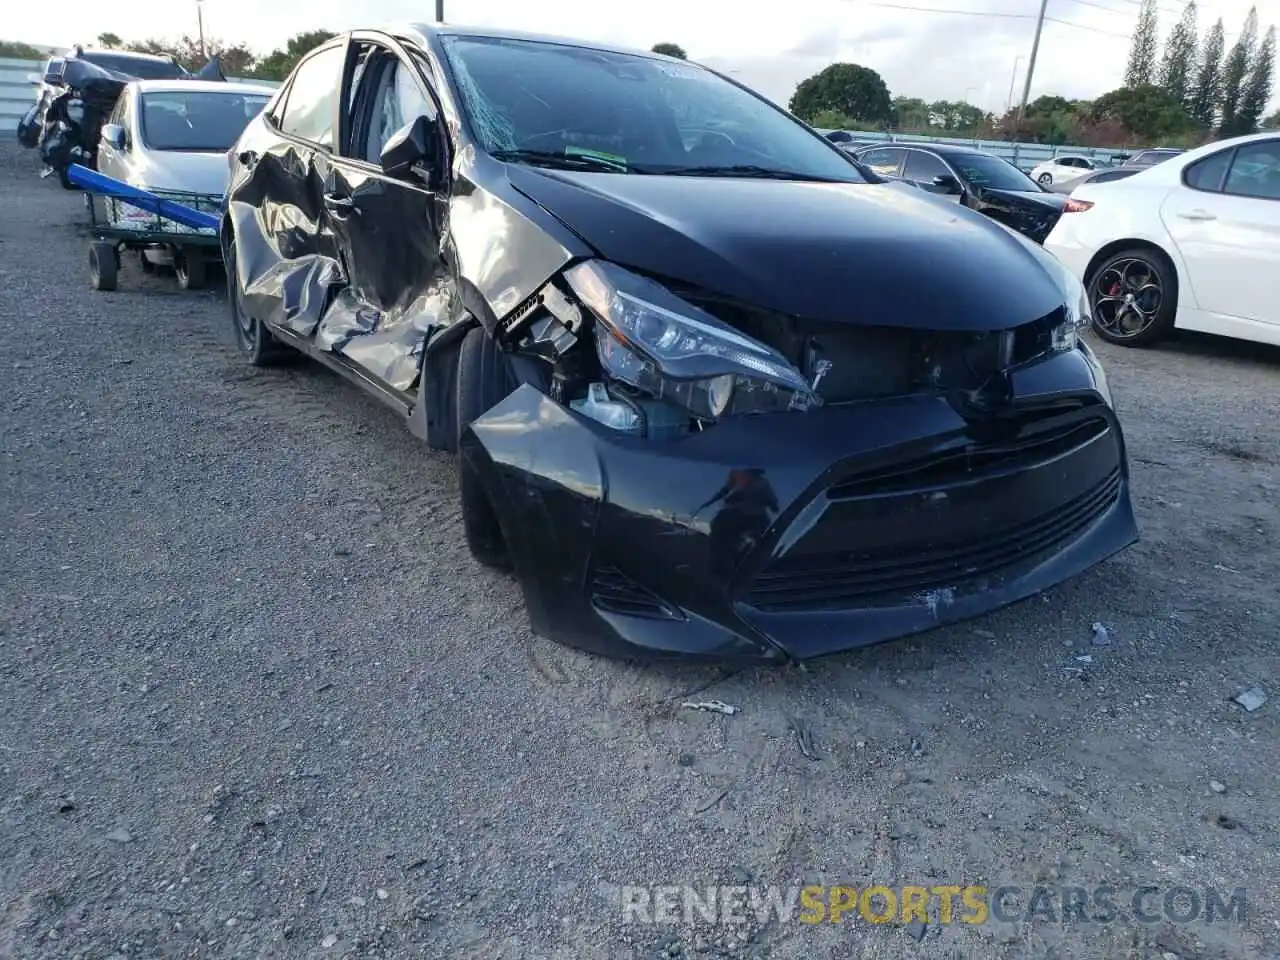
[1043,132,1280,348]
[95,79,276,287]
[1029,154,1096,187]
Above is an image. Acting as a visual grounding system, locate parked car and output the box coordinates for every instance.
[852,142,1069,243]
[822,129,877,155]
[223,24,1136,661]
[1123,147,1184,168]
[1044,132,1280,348]
[1045,166,1142,194]
[1030,154,1097,186]
[93,79,276,287]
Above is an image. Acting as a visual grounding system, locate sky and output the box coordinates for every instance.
[9,0,1280,114]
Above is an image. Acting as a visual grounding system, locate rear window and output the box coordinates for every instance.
[140,90,271,151]
[80,52,187,80]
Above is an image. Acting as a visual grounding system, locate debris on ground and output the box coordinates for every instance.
[1091,622,1111,646]
[104,828,133,843]
[682,700,738,716]
[791,719,820,760]
[1209,780,1226,794]
[1232,687,1266,712]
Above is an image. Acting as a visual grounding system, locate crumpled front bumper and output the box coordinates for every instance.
[460,345,1138,662]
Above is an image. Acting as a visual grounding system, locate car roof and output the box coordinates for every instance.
[394,22,679,61]
[898,144,1005,161]
[132,79,277,95]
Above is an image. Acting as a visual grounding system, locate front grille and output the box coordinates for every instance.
[591,567,683,620]
[829,416,1108,500]
[745,468,1121,612]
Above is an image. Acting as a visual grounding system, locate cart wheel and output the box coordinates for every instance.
[139,251,156,274]
[89,242,119,292]
[175,251,207,290]
[59,166,78,190]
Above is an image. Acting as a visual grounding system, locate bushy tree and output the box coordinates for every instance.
[1218,7,1258,136]
[0,40,49,58]
[1238,25,1276,133]
[1189,18,1225,125]
[1160,2,1199,107]
[1126,0,1160,86]
[651,42,687,59]
[250,29,337,81]
[96,32,123,49]
[789,63,892,125]
[1265,107,1280,128]
[1090,84,1197,139]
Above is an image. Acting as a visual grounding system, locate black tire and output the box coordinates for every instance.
[1087,247,1177,348]
[226,240,288,366]
[139,251,157,274]
[176,250,207,290]
[58,165,77,190]
[456,325,516,569]
[89,242,118,292]
[1037,172,1053,186]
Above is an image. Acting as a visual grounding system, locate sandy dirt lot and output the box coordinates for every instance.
[1,141,1277,960]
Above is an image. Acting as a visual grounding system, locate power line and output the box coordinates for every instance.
[855,0,1134,36]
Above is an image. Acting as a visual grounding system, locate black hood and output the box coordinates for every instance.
[505,168,1067,331]
[980,187,1069,212]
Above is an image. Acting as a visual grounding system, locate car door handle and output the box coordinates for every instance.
[323,192,358,215]
[1177,209,1216,221]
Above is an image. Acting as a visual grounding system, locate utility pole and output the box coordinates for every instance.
[1005,55,1024,114]
[435,0,444,22]
[1013,0,1049,135]
[196,0,206,59]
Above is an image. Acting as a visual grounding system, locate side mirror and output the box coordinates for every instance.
[931,173,962,194]
[380,115,436,182]
[102,123,127,150]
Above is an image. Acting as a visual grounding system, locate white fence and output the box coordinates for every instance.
[1,57,280,132]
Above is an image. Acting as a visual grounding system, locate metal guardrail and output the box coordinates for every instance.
[1,57,279,131]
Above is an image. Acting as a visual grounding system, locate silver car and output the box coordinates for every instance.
[95,79,276,284]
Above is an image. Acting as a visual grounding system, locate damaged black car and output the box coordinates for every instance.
[223,25,1138,662]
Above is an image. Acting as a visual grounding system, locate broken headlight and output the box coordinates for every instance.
[564,260,819,420]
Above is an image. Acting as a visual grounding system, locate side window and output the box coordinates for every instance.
[108,92,128,127]
[903,151,949,182]
[1223,141,1280,201]
[861,148,903,176]
[278,45,346,149]
[1184,148,1233,192]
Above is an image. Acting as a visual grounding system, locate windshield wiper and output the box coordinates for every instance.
[490,149,627,172]
[652,164,843,182]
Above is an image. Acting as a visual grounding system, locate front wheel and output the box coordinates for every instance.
[226,240,288,366]
[1088,248,1177,347]
[1037,172,1053,186]
[175,249,207,290]
[456,326,517,569]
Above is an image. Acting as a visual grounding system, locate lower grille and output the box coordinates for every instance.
[591,567,683,620]
[746,468,1122,612]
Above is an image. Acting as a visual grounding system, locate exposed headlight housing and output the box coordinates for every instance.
[1048,258,1091,354]
[564,260,819,421]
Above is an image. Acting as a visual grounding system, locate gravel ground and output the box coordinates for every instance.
[1,139,1278,960]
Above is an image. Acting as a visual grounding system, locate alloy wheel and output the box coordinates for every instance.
[1092,258,1163,339]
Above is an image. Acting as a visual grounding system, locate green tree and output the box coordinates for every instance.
[0,40,51,58]
[1265,107,1280,128]
[789,63,892,126]
[1219,7,1258,136]
[1189,17,1225,125]
[1125,0,1160,86]
[1160,2,1199,107]
[890,96,930,130]
[250,29,336,81]
[1090,84,1196,139]
[1238,25,1276,133]
[650,42,687,59]
[96,32,123,49]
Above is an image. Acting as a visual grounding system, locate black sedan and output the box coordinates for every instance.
[223,24,1137,662]
[854,142,1070,244]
